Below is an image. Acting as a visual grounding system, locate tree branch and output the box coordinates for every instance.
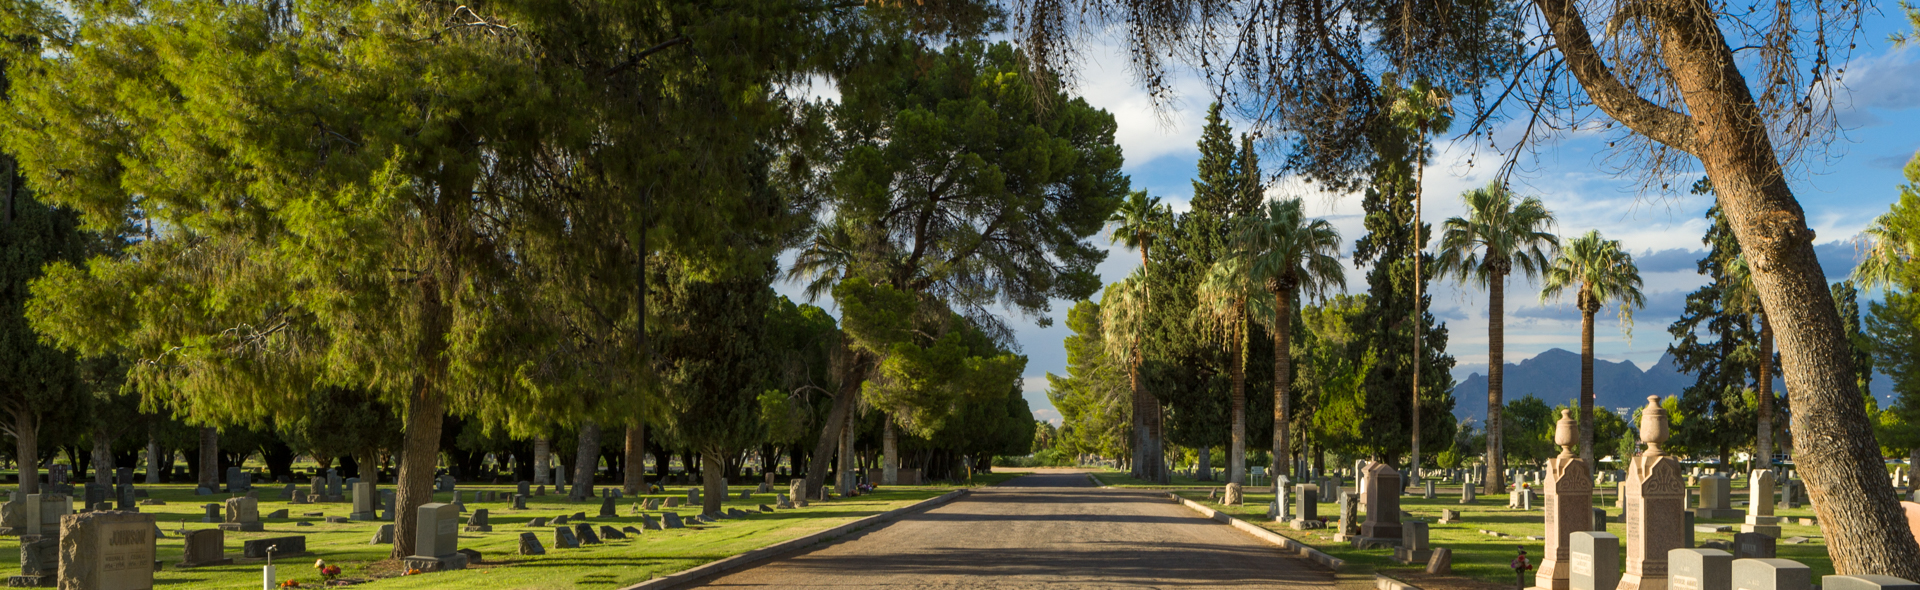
[1533,0,1698,153]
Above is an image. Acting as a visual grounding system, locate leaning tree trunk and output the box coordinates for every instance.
[1757,316,1774,469]
[1579,302,1597,467]
[570,421,600,501]
[803,354,868,500]
[624,424,645,495]
[533,436,551,485]
[198,426,219,489]
[1229,307,1247,485]
[14,413,38,494]
[701,450,724,515]
[392,373,447,559]
[1272,286,1293,480]
[1485,273,1506,494]
[1533,0,1920,574]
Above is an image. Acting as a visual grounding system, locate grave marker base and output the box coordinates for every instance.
[401,553,469,573]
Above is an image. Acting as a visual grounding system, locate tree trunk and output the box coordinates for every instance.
[624,424,645,495]
[1485,272,1506,494]
[1273,287,1293,479]
[804,354,867,499]
[358,449,380,485]
[1580,305,1597,466]
[533,436,550,485]
[198,427,219,489]
[1411,154,1426,488]
[392,378,446,559]
[701,450,724,515]
[570,420,600,501]
[145,425,162,484]
[1230,305,1247,485]
[838,408,857,494]
[1129,348,1148,480]
[1757,316,1774,469]
[92,425,113,487]
[882,418,898,485]
[1197,446,1212,481]
[1533,0,1919,575]
[15,413,38,495]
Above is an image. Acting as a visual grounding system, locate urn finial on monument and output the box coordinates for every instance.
[1638,396,1668,457]
[1555,410,1577,459]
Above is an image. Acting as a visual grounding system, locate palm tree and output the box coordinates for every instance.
[1385,78,1453,481]
[1234,198,1345,480]
[1100,272,1151,477]
[1435,182,1558,493]
[1541,230,1644,466]
[1105,190,1171,482]
[1197,255,1267,485]
[1724,254,1777,469]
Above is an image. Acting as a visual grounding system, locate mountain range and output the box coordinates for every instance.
[1448,348,1798,422]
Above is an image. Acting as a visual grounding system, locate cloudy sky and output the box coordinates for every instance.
[778,14,1920,425]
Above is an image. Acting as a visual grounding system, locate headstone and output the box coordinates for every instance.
[574,523,601,545]
[536,485,546,497]
[451,491,466,513]
[1536,410,1595,590]
[1824,576,1920,590]
[372,524,394,544]
[225,466,245,493]
[600,496,616,518]
[1734,532,1777,559]
[1593,508,1610,532]
[241,536,307,559]
[381,491,395,521]
[1335,492,1359,541]
[640,514,661,530]
[1462,481,1477,504]
[55,510,157,590]
[349,482,377,521]
[219,497,262,532]
[1359,462,1403,545]
[1224,483,1243,505]
[8,537,58,587]
[1732,558,1811,590]
[553,514,569,525]
[776,494,793,509]
[518,481,531,497]
[402,503,468,572]
[465,508,491,532]
[1394,521,1431,564]
[665,497,682,508]
[1290,485,1320,529]
[1424,480,1436,500]
[1427,547,1453,575]
[1571,532,1620,590]
[528,517,549,527]
[1439,509,1461,524]
[265,509,287,519]
[662,513,685,528]
[518,532,546,555]
[25,494,71,536]
[1621,397,1686,590]
[1697,474,1739,519]
[513,494,528,510]
[553,526,579,549]
[178,529,233,567]
[1742,470,1781,538]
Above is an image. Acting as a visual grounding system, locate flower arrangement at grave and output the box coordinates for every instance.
[278,580,301,588]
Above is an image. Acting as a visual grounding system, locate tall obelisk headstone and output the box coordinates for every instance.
[1620,396,1686,590]
[1534,410,1594,590]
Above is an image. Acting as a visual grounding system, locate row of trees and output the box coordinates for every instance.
[0,2,1073,559]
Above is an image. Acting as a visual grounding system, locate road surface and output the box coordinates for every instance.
[692,469,1336,588]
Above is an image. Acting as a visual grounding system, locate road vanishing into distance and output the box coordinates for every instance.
[692,468,1336,588]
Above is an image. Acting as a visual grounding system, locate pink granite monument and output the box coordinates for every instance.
[1533,410,1594,590]
[1621,396,1686,590]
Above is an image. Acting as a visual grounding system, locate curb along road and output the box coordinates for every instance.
[1167,492,1347,570]
[617,488,970,590]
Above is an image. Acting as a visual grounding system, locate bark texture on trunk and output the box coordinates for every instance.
[882,418,898,485]
[146,426,162,484]
[533,436,551,485]
[570,420,600,501]
[92,427,113,487]
[1229,305,1246,485]
[1485,274,1506,494]
[358,450,380,485]
[838,408,856,494]
[624,424,645,495]
[1197,446,1212,481]
[1272,289,1293,479]
[1532,0,1920,574]
[198,427,219,489]
[392,379,445,559]
[701,451,724,515]
[15,415,37,494]
[1757,317,1774,469]
[803,356,867,500]
[1579,301,1597,466]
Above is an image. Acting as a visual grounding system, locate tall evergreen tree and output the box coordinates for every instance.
[0,165,84,495]
[1666,202,1760,467]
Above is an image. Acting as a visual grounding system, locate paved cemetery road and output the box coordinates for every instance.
[691,469,1334,588]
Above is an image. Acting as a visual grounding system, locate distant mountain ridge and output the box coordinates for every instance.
[1450,348,1695,421]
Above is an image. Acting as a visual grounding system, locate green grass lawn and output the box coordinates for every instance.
[1176,482,1833,587]
[6,482,957,589]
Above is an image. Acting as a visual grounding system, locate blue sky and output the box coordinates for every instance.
[777,14,1920,424]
